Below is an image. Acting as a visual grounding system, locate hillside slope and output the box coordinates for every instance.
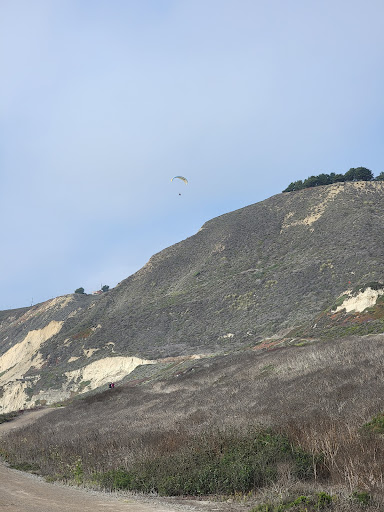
[3,331,384,507]
[1,181,384,412]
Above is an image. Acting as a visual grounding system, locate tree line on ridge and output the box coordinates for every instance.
[283,167,384,192]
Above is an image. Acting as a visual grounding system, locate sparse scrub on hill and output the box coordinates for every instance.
[2,336,384,509]
[338,323,384,337]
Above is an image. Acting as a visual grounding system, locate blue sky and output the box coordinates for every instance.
[1,0,384,310]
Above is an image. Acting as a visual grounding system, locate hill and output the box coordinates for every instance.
[1,181,384,413]
[3,181,384,509]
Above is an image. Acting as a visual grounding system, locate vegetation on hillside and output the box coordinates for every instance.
[1,407,384,510]
[2,332,384,510]
[0,411,17,424]
[283,167,384,192]
[3,181,384,510]
[3,181,384,409]
[289,283,384,340]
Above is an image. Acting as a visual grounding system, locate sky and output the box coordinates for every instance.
[1,0,384,310]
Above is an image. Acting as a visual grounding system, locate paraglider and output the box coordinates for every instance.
[171,176,188,196]
[171,176,188,185]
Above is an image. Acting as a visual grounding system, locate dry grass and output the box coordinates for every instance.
[2,334,384,509]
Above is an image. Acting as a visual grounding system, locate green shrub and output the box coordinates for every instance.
[72,457,84,484]
[315,492,332,508]
[95,428,315,496]
[363,413,384,434]
[250,491,333,511]
[10,462,40,473]
[352,490,372,505]
[330,294,349,311]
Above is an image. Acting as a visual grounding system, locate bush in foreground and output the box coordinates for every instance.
[1,424,317,496]
[93,428,316,496]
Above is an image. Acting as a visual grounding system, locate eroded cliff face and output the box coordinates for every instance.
[0,295,155,412]
[0,301,156,413]
[1,181,384,412]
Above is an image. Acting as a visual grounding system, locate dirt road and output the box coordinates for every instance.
[0,462,196,512]
[0,409,229,512]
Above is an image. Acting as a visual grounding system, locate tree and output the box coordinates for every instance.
[333,173,346,183]
[316,173,332,186]
[329,172,345,183]
[343,167,373,182]
[344,168,356,181]
[354,167,373,181]
[75,287,85,294]
[101,285,109,292]
[282,180,303,192]
[282,166,375,193]
[303,175,320,188]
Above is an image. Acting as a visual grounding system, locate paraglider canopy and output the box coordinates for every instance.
[171,176,188,185]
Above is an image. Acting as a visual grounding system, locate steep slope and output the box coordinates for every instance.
[78,180,384,354]
[1,181,384,412]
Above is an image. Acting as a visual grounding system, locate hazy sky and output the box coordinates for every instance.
[1,0,384,310]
